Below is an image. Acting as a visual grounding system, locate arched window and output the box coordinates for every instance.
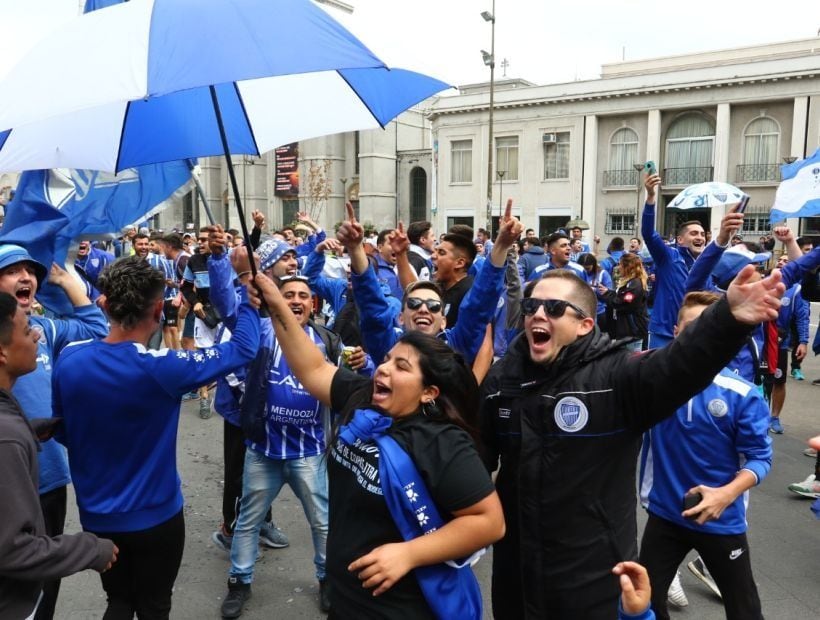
[739,117,780,182]
[605,127,639,186]
[410,167,427,222]
[665,114,714,184]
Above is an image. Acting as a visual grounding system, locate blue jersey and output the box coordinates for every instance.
[53,303,259,533]
[14,306,108,494]
[248,325,330,460]
[526,260,586,282]
[640,369,771,535]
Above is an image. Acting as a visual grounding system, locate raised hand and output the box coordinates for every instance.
[388,222,410,256]
[726,265,784,324]
[208,224,227,256]
[296,211,319,230]
[644,173,661,204]
[336,202,364,249]
[717,206,746,246]
[772,225,794,243]
[490,199,523,267]
[315,238,343,255]
[251,209,266,230]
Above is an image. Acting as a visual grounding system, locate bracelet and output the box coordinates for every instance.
[236,271,251,279]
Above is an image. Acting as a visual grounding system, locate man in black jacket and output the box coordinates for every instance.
[480,267,784,619]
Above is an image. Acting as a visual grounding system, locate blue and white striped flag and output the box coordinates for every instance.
[771,148,820,223]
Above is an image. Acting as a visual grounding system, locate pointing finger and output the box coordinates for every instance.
[504,198,513,220]
[345,201,357,224]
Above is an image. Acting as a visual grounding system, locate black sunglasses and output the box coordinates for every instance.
[405,297,443,313]
[521,297,588,319]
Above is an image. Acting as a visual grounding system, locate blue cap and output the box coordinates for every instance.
[257,239,296,272]
[0,244,48,285]
[712,246,770,286]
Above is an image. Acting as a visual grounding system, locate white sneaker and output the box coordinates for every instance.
[667,571,689,607]
[687,556,722,599]
[788,474,820,498]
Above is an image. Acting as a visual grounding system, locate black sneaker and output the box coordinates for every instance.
[221,578,251,619]
[319,579,331,614]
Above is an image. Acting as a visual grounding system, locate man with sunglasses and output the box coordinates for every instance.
[480,265,786,620]
[336,201,522,368]
[0,244,109,620]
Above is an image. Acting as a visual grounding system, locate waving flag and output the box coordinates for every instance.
[0,163,191,315]
[771,148,820,223]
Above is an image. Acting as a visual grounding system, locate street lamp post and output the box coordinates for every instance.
[633,163,644,237]
[481,3,496,234]
[497,170,506,235]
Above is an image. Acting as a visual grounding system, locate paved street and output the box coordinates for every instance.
[57,320,820,619]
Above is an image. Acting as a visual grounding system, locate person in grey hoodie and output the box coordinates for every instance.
[0,292,117,619]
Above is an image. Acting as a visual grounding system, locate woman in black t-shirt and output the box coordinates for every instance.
[251,272,504,619]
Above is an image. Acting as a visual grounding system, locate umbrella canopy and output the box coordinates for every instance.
[565,219,590,230]
[0,0,451,173]
[668,182,748,210]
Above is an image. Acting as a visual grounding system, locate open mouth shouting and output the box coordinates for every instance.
[15,285,33,306]
[372,378,392,405]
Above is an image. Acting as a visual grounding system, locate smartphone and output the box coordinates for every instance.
[682,491,703,518]
[643,160,657,176]
[736,195,750,214]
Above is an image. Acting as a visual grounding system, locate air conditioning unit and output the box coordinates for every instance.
[542,133,558,144]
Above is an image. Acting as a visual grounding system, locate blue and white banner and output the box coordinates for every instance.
[0,163,191,315]
[771,148,820,223]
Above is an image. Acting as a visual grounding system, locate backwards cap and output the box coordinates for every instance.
[712,245,770,286]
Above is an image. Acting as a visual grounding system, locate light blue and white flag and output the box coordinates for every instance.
[771,148,820,223]
[0,163,191,315]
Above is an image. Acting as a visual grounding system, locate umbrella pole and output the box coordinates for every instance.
[208,86,257,278]
[185,159,216,225]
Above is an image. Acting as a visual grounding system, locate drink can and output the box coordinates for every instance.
[341,346,357,368]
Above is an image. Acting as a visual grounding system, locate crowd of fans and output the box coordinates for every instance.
[1,173,819,620]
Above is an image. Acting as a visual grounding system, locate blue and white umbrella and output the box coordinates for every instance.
[0,0,451,173]
[668,182,748,211]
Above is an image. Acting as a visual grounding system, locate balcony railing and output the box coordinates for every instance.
[662,167,714,185]
[735,164,780,184]
[602,169,639,188]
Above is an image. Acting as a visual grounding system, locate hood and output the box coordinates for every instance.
[524,246,546,256]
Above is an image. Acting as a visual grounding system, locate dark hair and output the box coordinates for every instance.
[523,270,597,318]
[407,221,432,245]
[97,257,165,330]
[575,252,599,273]
[607,236,625,252]
[377,229,394,246]
[0,292,18,345]
[161,233,184,251]
[447,224,474,241]
[228,228,240,238]
[676,220,703,238]
[477,228,489,237]
[402,280,442,309]
[546,232,569,247]
[441,233,477,266]
[134,233,150,242]
[743,241,764,253]
[396,331,481,446]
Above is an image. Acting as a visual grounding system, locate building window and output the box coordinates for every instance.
[450,140,472,183]
[737,117,780,183]
[604,128,639,187]
[282,199,299,225]
[664,114,714,185]
[740,206,771,236]
[496,136,519,181]
[538,215,568,236]
[182,190,194,229]
[543,131,570,180]
[605,208,637,235]
[410,167,427,222]
[446,215,474,230]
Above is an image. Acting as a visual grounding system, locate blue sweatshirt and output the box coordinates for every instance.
[640,369,771,535]
[642,203,698,339]
[777,285,809,349]
[353,257,506,366]
[53,302,259,532]
[15,305,108,494]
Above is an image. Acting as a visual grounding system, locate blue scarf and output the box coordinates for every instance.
[339,408,483,620]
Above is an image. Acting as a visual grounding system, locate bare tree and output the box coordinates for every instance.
[304,159,333,223]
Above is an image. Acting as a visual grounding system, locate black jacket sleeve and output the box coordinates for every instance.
[613,297,752,432]
[605,278,645,314]
[250,226,262,250]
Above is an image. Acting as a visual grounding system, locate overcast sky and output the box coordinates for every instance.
[1,0,819,87]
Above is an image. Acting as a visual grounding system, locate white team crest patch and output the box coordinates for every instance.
[554,396,589,432]
[499,408,511,419]
[708,398,728,417]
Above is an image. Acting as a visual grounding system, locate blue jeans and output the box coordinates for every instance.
[229,450,328,583]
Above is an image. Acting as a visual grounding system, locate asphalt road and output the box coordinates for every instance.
[56,317,820,619]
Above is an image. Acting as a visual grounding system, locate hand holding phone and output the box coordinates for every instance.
[682,491,703,519]
[643,161,657,176]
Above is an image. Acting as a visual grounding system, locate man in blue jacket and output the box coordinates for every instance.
[337,201,522,368]
[0,243,109,620]
[639,291,771,620]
